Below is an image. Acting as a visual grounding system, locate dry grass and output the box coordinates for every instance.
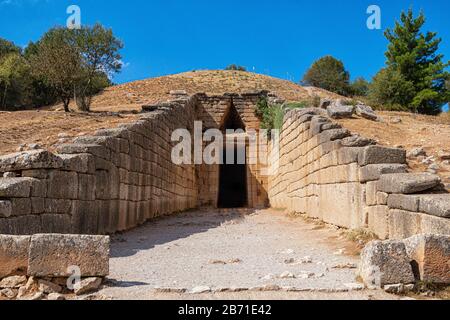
[82,70,342,112]
[343,228,379,245]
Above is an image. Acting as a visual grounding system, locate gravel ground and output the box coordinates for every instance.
[99,209,396,300]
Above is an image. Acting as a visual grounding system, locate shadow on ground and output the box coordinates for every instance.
[110,209,256,258]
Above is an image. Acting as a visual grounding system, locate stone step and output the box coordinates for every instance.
[378,173,441,194]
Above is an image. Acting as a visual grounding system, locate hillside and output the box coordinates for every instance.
[0,70,448,190]
[88,70,342,112]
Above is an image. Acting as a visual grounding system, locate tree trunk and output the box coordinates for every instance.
[2,83,8,109]
[63,99,70,112]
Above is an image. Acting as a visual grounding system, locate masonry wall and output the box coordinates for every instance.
[0,92,271,235]
[0,100,198,235]
[268,108,450,239]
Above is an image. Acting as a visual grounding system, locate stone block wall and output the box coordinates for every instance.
[268,108,450,239]
[0,99,198,235]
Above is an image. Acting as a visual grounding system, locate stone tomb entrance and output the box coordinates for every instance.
[195,92,269,209]
[217,141,248,208]
[218,103,248,208]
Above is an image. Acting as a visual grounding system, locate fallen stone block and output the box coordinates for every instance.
[378,173,441,194]
[28,234,109,277]
[404,234,450,284]
[0,275,27,288]
[0,235,30,278]
[327,102,355,119]
[355,104,378,121]
[358,146,406,166]
[319,98,333,109]
[359,164,408,182]
[384,283,415,294]
[341,135,376,147]
[0,150,63,172]
[74,277,103,295]
[359,240,415,288]
[417,194,450,218]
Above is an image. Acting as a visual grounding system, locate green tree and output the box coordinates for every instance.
[30,28,84,112]
[350,77,370,97]
[0,38,21,58]
[0,53,32,109]
[302,56,351,96]
[225,64,247,71]
[72,24,123,111]
[371,9,449,114]
[29,24,123,112]
[368,68,415,110]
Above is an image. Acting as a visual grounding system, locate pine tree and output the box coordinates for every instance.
[378,9,449,114]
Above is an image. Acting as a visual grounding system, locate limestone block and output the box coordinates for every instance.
[28,234,109,277]
[95,170,110,200]
[11,198,32,216]
[71,200,99,235]
[59,153,95,174]
[355,104,378,121]
[0,200,12,218]
[74,136,118,153]
[341,135,376,147]
[94,128,130,139]
[378,173,441,194]
[30,179,47,198]
[57,144,110,161]
[358,146,406,166]
[377,192,389,205]
[0,150,63,172]
[44,199,72,214]
[0,178,34,198]
[366,205,389,240]
[78,174,96,201]
[421,215,450,236]
[327,103,355,119]
[47,171,78,199]
[0,235,30,278]
[387,194,420,212]
[22,169,49,179]
[317,129,350,145]
[366,181,378,206]
[388,209,422,240]
[31,198,44,214]
[417,194,450,218]
[359,164,408,183]
[320,183,364,229]
[337,147,361,165]
[0,215,42,235]
[40,214,72,234]
[359,240,415,287]
[404,234,450,284]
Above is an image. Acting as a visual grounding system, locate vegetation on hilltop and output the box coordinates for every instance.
[0,23,122,112]
[369,9,450,114]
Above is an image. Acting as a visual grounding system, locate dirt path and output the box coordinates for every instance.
[98,209,397,300]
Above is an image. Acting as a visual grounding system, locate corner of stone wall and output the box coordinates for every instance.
[0,96,199,236]
[268,107,450,239]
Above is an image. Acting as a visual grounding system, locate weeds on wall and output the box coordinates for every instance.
[256,97,309,138]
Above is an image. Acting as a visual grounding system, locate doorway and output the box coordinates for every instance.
[217,145,248,208]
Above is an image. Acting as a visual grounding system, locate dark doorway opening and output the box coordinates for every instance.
[218,145,248,208]
[220,103,245,131]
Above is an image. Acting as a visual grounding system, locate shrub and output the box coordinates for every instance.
[225,64,247,71]
[302,56,351,96]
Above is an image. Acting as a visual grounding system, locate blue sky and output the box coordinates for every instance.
[1,0,449,109]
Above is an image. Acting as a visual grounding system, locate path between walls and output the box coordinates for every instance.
[98,209,397,300]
